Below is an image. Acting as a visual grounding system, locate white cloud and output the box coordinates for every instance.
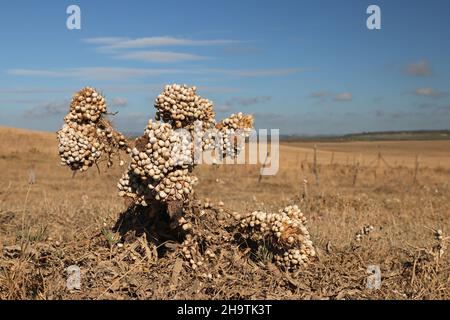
[0,87,73,94]
[8,69,69,77]
[207,68,301,77]
[334,92,353,101]
[23,100,69,117]
[437,106,450,115]
[216,105,233,113]
[404,60,432,77]
[8,67,302,80]
[115,50,208,63]
[110,97,128,107]
[413,87,445,98]
[83,37,128,45]
[225,96,271,107]
[0,99,38,104]
[197,86,240,94]
[83,36,240,50]
[8,67,185,80]
[309,90,329,98]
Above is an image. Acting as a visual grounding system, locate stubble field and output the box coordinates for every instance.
[0,126,449,299]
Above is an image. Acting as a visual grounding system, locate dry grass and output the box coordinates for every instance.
[0,126,449,300]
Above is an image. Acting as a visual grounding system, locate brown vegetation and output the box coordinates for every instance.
[0,127,449,299]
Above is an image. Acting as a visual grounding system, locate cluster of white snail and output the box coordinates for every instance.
[212,112,254,158]
[57,87,128,171]
[65,87,107,123]
[237,205,316,270]
[154,84,215,130]
[180,234,205,270]
[117,119,195,205]
[117,85,253,206]
[57,123,101,171]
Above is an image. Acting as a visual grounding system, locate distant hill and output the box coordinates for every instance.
[280,130,450,142]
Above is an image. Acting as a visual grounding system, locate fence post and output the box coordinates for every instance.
[313,144,320,186]
[258,151,270,183]
[353,156,360,186]
[302,177,308,199]
[413,154,420,184]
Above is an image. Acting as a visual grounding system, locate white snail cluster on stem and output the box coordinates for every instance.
[119,85,253,207]
[65,87,107,123]
[237,205,316,270]
[180,234,205,270]
[57,123,101,171]
[57,87,128,171]
[117,119,195,205]
[213,112,254,158]
[155,84,215,130]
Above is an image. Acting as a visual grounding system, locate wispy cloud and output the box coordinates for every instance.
[374,109,384,117]
[115,50,209,63]
[110,97,128,107]
[8,67,187,80]
[115,112,153,133]
[390,111,422,119]
[209,68,302,77]
[0,85,162,95]
[309,90,329,99]
[309,90,353,103]
[404,60,432,77]
[197,86,240,94]
[83,37,128,45]
[223,46,261,54]
[225,96,271,107]
[84,36,240,50]
[334,92,353,101]
[416,102,450,115]
[0,87,73,94]
[412,87,445,98]
[23,100,68,118]
[0,99,39,104]
[8,67,302,80]
[216,105,233,113]
[437,105,450,115]
[101,84,162,93]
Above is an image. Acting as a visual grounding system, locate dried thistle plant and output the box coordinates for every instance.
[55,84,320,273]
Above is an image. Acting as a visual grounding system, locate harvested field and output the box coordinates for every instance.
[0,127,449,300]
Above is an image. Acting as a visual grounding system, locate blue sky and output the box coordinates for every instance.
[0,0,449,135]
